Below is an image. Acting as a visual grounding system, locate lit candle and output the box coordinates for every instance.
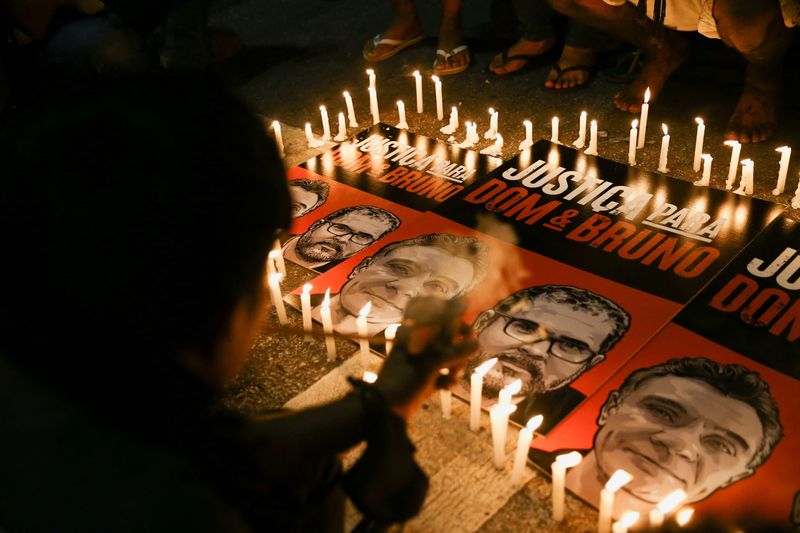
[484,108,498,140]
[396,100,408,129]
[333,112,347,142]
[432,75,443,121]
[272,239,286,275]
[637,87,650,149]
[694,154,712,186]
[693,117,705,172]
[657,124,670,173]
[650,489,686,529]
[585,120,598,155]
[574,110,587,149]
[467,121,480,144]
[735,158,754,195]
[469,358,497,431]
[628,119,638,166]
[366,68,376,90]
[479,134,503,157]
[456,121,474,149]
[357,301,372,367]
[300,283,312,342]
[271,120,284,158]
[363,370,377,383]
[305,123,324,148]
[266,249,277,277]
[792,172,800,208]
[551,116,559,143]
[611,511,640,533]
[319,105,331,141]
[519,119,533,151]
[551,452,582,521]
[773,146,792,195]
[368,87,380,125]
[490,403,516,469]
[413,70,423,113]
[321,288,336,361]
[724,140,741,190]
[675,508,694,527]
[343,90,358,127]
[268,273,288,325]
[498,378,522,406]
[510,415,543,486]
[598,470,633,533]
[384,323,400,354]
[440,106,458,134]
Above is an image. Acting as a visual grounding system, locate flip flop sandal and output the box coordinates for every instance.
[433,45,471,76]
[363,33,425,62]
[489,49,544,75]
[544,63,596,91]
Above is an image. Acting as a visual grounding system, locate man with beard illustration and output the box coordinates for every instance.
[283,205,400,272]
[463,285,630,433]
[289,178,329,219]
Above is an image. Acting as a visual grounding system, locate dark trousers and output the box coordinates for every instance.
[513,0,609,48]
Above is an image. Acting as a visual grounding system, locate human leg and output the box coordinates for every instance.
[363,0,424,62]
[545,0,688,110]
[715,0,795,144]
[544,21,607,88]
[434,0,470,74]
[489,0,556,75]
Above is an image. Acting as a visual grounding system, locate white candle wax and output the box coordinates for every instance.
[519,120,533,151]
[628,120,638,166]
[551,116,559,143]
[469,358,497,431]
[266,250,277,277]
[366,68,376,90]
[484,108,498,140]
[551,452,582,521]
[585,120,598,155]
[440,389,452,419]
[384,323,399,354]
[490,109,499,133]
[321,289,336,361]
[675,508,695,527]
[724,140,741,189]
[511,415,543,486]
[735,159,755,195]
[468,121,479,144]
[396,100,408,130]
[432,75,443,121]
[271,120,284,158]
[343,91,358,127]
[268,273,287,325]
[694,154,712,186]
[649,508,664,529]
[300,283,312,341]
[368,87,380,125]
[357,301,372,367]
[657,124,670,173]
[490,404,516,469]
[773,146,792,195]
[413,70,423,113]
[598,470,633,533]
[319,105,331,141]
[574,111,587,148]
[441,106,459,134]
[792,171,800,208]
[693,118,705,172]
[637,87,650,149]
[305,123,324,148]
[334,112,347,142]
[272,239,286,275]
[611,512,640,533]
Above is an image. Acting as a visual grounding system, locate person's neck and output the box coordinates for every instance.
[567,451,653,516]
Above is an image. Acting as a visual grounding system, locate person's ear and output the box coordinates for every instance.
[597,390,620,426]
[586,354,605,370]
[350,256,373,279]
[472,308,496,333]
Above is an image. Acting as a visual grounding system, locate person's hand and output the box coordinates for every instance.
[373,296,477,420]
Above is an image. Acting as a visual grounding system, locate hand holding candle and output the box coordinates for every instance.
[598,470,633,533]
[469,358,497,431]
[551,451,582,521]
[511,415,543,486]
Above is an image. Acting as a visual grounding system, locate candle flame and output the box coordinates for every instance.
[632,119,639,129]
[451,106,457,114]
[695,117,704,125]
[644,87,651,103]
[338,111,345,120]
[359,301,372,317]
[619,511,640,528]
[741,158,753,166]
[366,68,374,76]
[488,107,495,115]
[523,119,531,127]
[396,100,403,107]
[343,90,350,98]
[656,489,686,514]
[439,367,450,376]
[475,357,498,376]
[384,323,400,339]
[581,110,587,117]
[724,139,740,147]
[605,469,633,492]
[269,272,283,284]
[526,414,543,431]
[302,283,312,294]
[412,70,420,77]
[777,145,790,153]
[322,288,331,308]
[320,104,326,112]
[702,154,712,163]
[272,120,280,130]
[268,249,279,260]
[662,123,668,135]
[552,116,558,123]
[431,75,440,83]
[590,119,597,127]
[363,371,378,383]
[502,379,522,396]
[555,451,582,467]
[675,507,694,526]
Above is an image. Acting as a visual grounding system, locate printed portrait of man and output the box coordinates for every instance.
[289,179,329,219]
[283,205,400,272]
[311,233,489,337]
[463,285,631,433]
[557,357,783,514]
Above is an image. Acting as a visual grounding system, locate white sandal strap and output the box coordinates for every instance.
[373,34,404,46]
[436,45,469,59]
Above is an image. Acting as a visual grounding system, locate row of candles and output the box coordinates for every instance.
[265,245,694,530]
[270,70,798,206]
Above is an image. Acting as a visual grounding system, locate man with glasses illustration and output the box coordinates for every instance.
[283,205,401,272]
[464,285,630,432]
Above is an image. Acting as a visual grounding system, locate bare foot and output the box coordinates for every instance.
[363,4,423,62]
[613,31,689,113]
[489,37,555,75]
[544,46,595,89]
[725,64,781,144]
[434,19,469,74]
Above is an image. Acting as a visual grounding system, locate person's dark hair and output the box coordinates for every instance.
[0,75,290,423]
[306,205,400,238]
[364,233,489,294]
[609,357,783,469]
[479,285,630,354]
[290,178,329,212]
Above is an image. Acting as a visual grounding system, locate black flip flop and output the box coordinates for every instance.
[544,63,596,91]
